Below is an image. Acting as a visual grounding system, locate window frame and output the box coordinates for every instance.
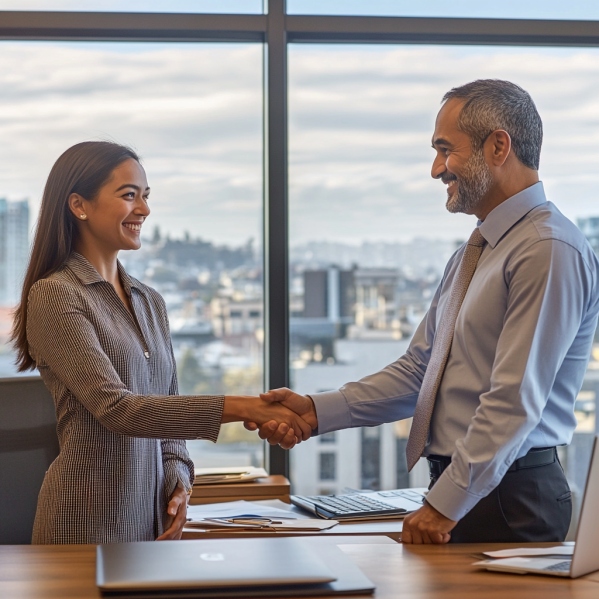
[1,0,599,476]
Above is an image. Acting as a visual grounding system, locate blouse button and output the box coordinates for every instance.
[144,351,150,358]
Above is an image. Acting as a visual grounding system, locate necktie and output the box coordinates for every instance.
[405,228,486,471]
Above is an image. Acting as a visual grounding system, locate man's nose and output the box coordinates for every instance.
[431,155,446,180]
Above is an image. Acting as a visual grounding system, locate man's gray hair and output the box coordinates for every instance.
[443,79,542,170]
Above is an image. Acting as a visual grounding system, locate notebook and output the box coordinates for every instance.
[96,536,375,597]
[475,436,599,578]
[291,487,426,521]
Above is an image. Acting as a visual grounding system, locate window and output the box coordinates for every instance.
[0,40,264,469]
[0,1,262,13]
[0,5,597,500]
[287,0,599,20]
[289,43,599,497]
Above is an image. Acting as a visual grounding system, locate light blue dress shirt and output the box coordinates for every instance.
[310,182,599,521]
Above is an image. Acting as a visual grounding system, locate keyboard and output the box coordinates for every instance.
[292,489,425,520]
[543,561,571,572]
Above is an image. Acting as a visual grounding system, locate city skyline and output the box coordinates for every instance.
[0,198,29,306]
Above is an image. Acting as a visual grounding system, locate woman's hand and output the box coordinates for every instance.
[156,484,188,541]
[222,395,314,444]
[245,389,318,449]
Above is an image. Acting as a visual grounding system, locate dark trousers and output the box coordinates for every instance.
[430,459,572,543]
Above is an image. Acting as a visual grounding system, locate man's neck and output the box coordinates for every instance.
[475,169,539,221]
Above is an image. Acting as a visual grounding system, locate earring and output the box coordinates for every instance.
[79,214,87,220]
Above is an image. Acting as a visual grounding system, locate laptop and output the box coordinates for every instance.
[291,487,426,521]
[475,436,599,578]
[96,536,375,597]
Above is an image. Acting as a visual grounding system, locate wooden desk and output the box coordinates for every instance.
[2,540,599,599]
[189,476,290,505]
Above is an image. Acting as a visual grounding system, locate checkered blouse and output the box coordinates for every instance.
[27,253,224,544]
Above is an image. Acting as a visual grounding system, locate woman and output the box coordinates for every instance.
[11,141,311,544]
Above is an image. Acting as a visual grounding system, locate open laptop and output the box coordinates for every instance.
[475,436,599,578]
[291,487,426,521]
[96,537,375,597]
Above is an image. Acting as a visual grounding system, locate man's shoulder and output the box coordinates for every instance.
[526,201,589,251]
[520,201,599,275]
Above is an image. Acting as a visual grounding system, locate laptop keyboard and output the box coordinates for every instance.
[543,561,571,572]
[297,490,424,517]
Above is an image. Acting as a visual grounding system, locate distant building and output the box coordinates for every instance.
[0,199,29,307]
[353,268,399,331]
[211,296,263,338]
[303,267,355,321]
[578,216,599,256]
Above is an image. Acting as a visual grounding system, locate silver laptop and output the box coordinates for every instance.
[97,536,375,597]
[291,487,426,521]
[476,436,599,578]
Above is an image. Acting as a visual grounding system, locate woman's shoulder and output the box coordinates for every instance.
[28,271,85,306]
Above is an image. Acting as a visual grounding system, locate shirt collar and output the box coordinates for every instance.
[66,252,140,295]
[477,181,547,249]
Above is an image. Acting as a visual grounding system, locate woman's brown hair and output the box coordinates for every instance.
[11,141,140,371]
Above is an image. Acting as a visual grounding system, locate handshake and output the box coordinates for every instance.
[222,388,318,449]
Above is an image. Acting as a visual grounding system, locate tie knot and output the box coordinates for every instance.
[468,228,486,247]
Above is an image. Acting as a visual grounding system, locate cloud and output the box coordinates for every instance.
[288,45,599,243]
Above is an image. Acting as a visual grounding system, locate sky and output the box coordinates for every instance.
[1,39,599,246]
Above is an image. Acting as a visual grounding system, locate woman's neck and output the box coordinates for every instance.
[73,241,120,286]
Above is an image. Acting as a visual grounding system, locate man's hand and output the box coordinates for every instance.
[244,388,318,449]
[401,502,457,544]
[157,484,188,541]
[222,394,314,446]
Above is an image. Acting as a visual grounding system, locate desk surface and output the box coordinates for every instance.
[2,539,599,599]
[182,499,404,541]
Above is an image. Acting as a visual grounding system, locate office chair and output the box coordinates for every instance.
[0,376,59,544]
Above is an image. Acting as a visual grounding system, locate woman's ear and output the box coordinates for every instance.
[68,193,88,221]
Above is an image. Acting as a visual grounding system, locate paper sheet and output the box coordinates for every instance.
[187,500,299,521]
[193,466,268,485]
[185,500,338,532]
[185,519,338,531]
[482,544,574,558]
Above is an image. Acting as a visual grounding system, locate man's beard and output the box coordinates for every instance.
[445,149,493,214]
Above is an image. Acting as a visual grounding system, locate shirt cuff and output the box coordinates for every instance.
[308,389,352,434]
[424,470,482,522]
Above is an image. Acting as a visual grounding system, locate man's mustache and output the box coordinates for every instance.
[442,175,457,184]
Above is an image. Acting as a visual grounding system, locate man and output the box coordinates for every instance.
[253,79,599,544]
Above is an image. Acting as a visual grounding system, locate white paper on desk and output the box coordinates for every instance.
[187,500,299,521]
[186,519,338,532]
[193,466,268,485]
[483,545,574,558]
[270,520,338,531]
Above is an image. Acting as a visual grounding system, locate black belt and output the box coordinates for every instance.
[427,447,557,480]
